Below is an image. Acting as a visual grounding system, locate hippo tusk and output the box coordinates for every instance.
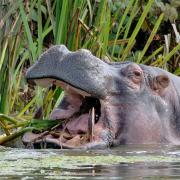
[88,107,95,142]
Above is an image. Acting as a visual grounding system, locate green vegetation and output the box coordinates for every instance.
[0,0,179,144]
[1,154,180,172]
[1,148,180,177]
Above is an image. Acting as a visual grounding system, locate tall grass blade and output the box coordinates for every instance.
[55,0,68,44]
[111,0,135,57]
[46,0,55,36]
[163,43,180,64]
[37,0,43,56]
[18,0,36,61]
[144,46,164,64]
[121,0,154,61]
[137,13,164,63]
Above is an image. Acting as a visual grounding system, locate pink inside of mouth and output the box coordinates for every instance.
[65,113,89,134]
[23,79,105,148]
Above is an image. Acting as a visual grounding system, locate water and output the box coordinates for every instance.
[1,145,180,179]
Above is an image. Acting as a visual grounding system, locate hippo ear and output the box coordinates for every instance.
[150,75,169,92]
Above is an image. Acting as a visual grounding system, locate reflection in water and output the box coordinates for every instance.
[77,162,180,179]
[1,145,180,179]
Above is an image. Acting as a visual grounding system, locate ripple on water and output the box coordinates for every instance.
[1,145,180,179]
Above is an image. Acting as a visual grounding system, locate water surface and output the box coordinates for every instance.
[1,145,180,179]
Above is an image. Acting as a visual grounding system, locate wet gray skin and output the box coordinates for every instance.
[24,45,180,149]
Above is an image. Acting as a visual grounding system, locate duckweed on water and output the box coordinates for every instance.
[0,152,180,174]
[1,145,180,178]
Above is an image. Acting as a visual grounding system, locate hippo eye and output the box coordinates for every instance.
[129,70,142,85]
[133,70,141,77]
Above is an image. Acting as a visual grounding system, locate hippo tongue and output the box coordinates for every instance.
[65,113,89,134]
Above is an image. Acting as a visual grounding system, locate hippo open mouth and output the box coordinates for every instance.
[23,45,113,149]
[23,78,106,149]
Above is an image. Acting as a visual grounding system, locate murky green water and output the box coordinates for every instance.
[1,145,180,179]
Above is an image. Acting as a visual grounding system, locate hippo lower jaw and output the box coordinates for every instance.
[23,78,112,149]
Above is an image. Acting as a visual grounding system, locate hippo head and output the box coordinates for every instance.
[24,45,176,149]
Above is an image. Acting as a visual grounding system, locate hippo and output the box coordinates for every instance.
[23,45,180,149]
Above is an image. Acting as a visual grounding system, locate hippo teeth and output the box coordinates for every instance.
[88,107,95,142]
[62,96,101,135]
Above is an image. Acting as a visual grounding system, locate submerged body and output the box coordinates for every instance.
[24,45,180,149]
